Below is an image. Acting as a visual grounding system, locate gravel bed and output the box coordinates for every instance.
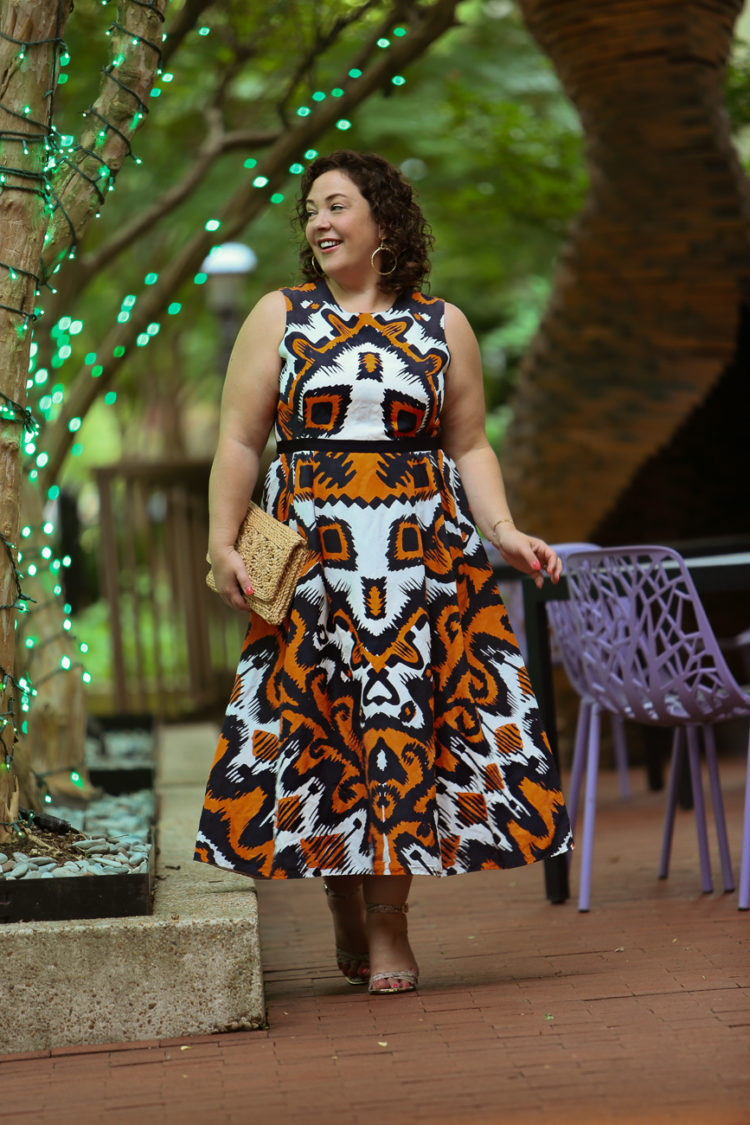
[0,791,154,881]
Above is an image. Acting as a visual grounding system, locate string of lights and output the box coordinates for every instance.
[0,0,57,815]
[106,22,163,63]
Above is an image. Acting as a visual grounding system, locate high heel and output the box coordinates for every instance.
[366,903,419,995]
[323,882,370,986]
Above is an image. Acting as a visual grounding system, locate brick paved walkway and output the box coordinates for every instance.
[2,755,749,1124]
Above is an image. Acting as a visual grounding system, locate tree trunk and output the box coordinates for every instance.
[0,0,74,844]
[16,477,94,805]
[505,0,750,543]
[0,0,166,838]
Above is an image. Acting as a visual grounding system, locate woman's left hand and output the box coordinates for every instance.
[492,525,561,589]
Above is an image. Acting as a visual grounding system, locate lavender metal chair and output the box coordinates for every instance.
[549,544,631,847]
[725,627,750,911]
[564,545,747,912]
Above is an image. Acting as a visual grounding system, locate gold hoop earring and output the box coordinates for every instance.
[309,253,324,277]
[371,243,397,276]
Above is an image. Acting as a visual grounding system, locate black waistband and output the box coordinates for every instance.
[276,436,441,454]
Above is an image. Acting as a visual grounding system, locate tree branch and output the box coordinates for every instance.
[41,0,169,279]
[161,0,215,65]
[277,0,384,122]
[43,125,280,322]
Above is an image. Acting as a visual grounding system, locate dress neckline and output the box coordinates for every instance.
[318,278,401,317]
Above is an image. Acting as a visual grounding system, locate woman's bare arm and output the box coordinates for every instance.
[208,289,286,610]
[441,302,560,588]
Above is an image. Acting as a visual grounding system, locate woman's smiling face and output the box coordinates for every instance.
[305,170,381,277]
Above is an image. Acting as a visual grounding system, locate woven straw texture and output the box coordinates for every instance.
[206,502,312,625]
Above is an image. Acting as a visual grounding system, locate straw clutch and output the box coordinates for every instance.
[206,502,313,625]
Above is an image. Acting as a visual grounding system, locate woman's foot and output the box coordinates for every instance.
[365,903,419,994]
[324,880,369,985]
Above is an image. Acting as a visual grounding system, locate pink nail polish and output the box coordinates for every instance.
[245,585,254,595]
[532,560,541,570]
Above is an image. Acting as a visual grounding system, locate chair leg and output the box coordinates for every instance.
[686,725,712,894]
[659,729,684,880]
[739,731,750,911]
[611,714,631,801]
[702,725,733,893]
[567,698,590,842]
[578,703,601,913]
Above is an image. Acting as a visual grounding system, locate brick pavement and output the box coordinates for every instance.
[2,755,749,1125]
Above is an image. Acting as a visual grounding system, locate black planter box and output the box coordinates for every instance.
[0,831,155,925]
[86,713,156,795]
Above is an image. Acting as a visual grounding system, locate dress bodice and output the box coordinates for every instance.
[275,280,450,444]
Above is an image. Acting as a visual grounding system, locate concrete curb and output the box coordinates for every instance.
[0,724,265,1054]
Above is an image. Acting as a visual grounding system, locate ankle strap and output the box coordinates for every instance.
[366,902,409,915]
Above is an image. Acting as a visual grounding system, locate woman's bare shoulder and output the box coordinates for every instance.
[443,301,474,336]
[232,289,287,346]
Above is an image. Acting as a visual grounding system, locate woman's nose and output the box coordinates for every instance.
[310,211,330,233]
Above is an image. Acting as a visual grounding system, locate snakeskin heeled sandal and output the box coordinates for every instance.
[323,883,370,986]
[366,902,419,995]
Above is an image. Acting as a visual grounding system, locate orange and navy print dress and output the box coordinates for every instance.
[194,280,572,879]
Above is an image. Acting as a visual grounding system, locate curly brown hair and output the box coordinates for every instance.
[294,150,433,297]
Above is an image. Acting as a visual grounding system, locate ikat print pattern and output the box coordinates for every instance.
[195,280,572,878]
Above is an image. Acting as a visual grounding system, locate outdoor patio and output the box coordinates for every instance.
[2,731,748,1124]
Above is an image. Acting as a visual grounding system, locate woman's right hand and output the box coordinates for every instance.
[210,546,254,613]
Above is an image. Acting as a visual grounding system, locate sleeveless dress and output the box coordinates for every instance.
[194,280,572,879]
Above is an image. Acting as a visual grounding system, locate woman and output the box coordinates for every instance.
[195,150,572,995]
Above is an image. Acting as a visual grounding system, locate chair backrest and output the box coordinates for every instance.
[564,545,749,726]
[548,543,600,697]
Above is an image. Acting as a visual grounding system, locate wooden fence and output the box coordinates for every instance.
[95,459,245,720]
